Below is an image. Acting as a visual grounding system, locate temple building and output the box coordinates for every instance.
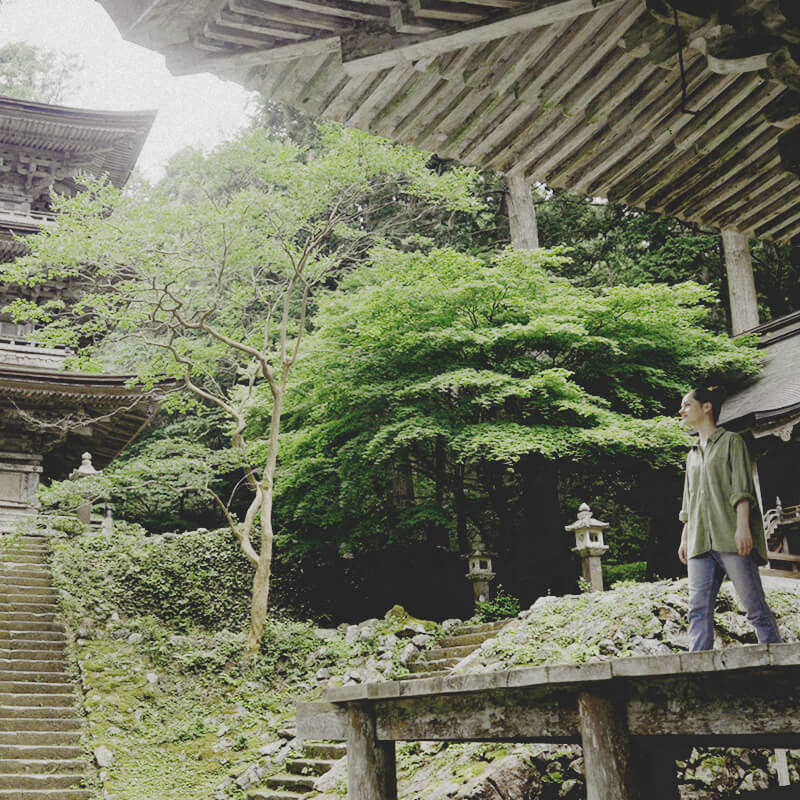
[0,95,160,530]
[720,311,800,577]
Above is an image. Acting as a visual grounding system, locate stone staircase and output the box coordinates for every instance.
[401,619,510,680]
[0,533,91,800]
[247,740,346,800]
[246,619,511,799]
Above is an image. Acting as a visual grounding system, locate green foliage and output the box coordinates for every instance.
[274,245,760,583]
[475,586,520,622]
[0,41,82,103]
[604,561,648,585]
[51,529,253,631]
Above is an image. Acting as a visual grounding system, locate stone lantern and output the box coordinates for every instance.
[565,503,609,592]
[465,536,496,605]
[69,452,99,526]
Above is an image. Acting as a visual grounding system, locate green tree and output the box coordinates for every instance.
[0,41,81,103]
[5,124,482,650]
[276,246,761,598]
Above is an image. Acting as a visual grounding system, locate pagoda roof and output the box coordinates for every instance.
[0,364,174,478]
[0,95,156,188]
[96,0,800,242]
[719,311,800,436]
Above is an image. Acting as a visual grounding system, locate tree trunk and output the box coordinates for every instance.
[246,383,284,653]
[247,494,274,651]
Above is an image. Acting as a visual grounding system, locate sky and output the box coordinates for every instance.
[0,0,256,180]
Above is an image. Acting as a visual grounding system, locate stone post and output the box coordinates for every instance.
[345,702,397,800]
[721,230,759,335]
[505,174,539,250]
[465,536,496,606]
[565,503,609,592]
[69,452,99,526]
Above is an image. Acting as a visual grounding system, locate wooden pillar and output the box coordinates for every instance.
[505,174,539,250]
[578,691,637,800]
[721,230,759,335]
[346,702,397,800]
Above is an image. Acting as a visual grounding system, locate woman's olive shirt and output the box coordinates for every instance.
[679,427,768,564]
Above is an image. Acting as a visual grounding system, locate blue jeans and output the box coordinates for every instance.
[687,550,781,651]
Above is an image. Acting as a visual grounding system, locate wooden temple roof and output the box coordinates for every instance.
[0,95,155,189]
[0,363,172,478]
[97,0,800,242]
[0,96,156,260]
[720,310,800,436]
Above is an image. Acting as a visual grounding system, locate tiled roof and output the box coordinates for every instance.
[720,311,800,432]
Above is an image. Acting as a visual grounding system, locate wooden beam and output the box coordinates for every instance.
[375,686,580,742]
[340,0,624,76]
[722,229,759,335]
[165,35,341,74]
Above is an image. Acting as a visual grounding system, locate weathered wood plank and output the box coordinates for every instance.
[722,229,759,335]
[578,691,637,800]
[229,0,348,32]
[347,703,397,800]
[505,175,539,249]
[375,686,581,742]
[340,0,624,76]
[297,701,349,741]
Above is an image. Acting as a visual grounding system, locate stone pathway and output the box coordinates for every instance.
[0,533,91,800]
[246,618,510,799]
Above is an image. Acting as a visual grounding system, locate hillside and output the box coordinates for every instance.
[37,526,800,799]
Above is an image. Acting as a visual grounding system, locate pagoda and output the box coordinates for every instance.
[0,95,160,530]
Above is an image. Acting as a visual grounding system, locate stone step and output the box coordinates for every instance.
[0,757,83,773]
[0,620,64,633]
[0,716,81,731]
[0,658,69,671]
[435,632,492,648]
[0,672,72,686]
[0,681,74,695]
[0,744,83,760]
[0,602,58,615]
[1,591,58,603]
[423,644,477,661]
[409,657,460,673]
[265,773,317,791]
[0,705,78,719]
[0,772,84,789]
[396,669,450,681]
[454,620,509,635]
[302,742,346,760]
[247,790,310,800]
[0,790,92,800]
[0,731,80,746]
[0,693,75,708]
[286,757,334,777]
[0,630,66,643]
[0,611,57,623]
[0,567,52,579]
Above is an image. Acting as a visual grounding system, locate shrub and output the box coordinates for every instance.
[474,585,520,622]
[603,561,647,585]
[51,528,253,631]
